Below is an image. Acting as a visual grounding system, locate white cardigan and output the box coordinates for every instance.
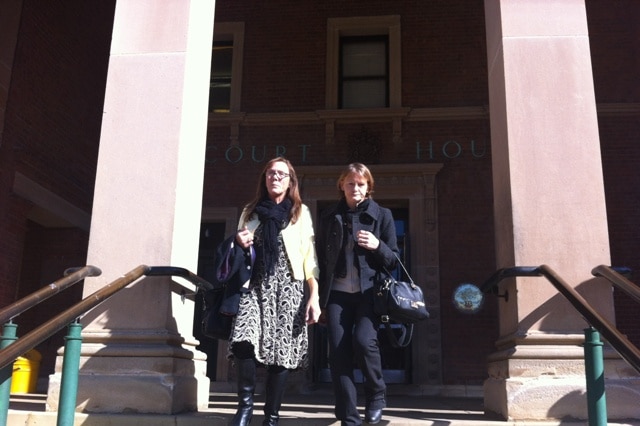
[239,204,319,282]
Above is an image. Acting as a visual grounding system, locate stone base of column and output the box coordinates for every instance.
[46,341,209,414]
[483,340,640,421]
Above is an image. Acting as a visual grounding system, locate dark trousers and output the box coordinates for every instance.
[326,290,386,425]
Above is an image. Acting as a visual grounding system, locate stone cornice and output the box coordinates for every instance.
[208,103,640,127]
[596,102,640,116]
[207,103,639,145]
[208,106,486,127]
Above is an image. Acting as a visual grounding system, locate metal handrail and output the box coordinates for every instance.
[0,265,142,370]
[0,264,102,426]
[538,265,640,372]
[591,265,640,305]
[479,266,543,293]
[0,265,213,370]
[0,265,102,324]
[0,264,213,426]
[478,264,640,426]
[146,266,214,291]
[480,264,640,372]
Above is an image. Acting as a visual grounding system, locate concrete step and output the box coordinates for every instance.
[7,391,640,425]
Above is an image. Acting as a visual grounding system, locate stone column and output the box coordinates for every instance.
[47,0,216,414]
[484,0,638,420]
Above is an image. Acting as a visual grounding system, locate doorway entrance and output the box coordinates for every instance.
[195,221,226,380]
[196,207,238,382]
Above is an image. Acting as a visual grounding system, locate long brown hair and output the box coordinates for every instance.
[243,157,302,225]
[336,162,375,198]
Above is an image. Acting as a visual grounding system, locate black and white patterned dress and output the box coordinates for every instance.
[228,225,308,369]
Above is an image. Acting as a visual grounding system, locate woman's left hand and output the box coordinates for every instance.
[305,297,321,325]
[356,230,380,251]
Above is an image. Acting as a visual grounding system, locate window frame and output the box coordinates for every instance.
[210,22,245,113]
[326,16,401,109]
[209,39,234,112]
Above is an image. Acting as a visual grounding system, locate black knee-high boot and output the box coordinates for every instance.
[229,358,256,426]
[262,367,290,426]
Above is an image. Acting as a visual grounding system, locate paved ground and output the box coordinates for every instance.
[210,391,492,425]
[8,391,640,426]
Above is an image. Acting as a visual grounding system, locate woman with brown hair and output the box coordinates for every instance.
[228,157,321,426]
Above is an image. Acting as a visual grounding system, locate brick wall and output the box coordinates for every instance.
[16,224,89,386]
[599,115,640,346]
[0,196,32,305]
[587,0,640,346]
[5,0,115,211]
[0,0,115,383]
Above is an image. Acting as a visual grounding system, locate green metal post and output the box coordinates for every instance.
[56,321,82,426]
[584,327,607,426]
[0,323,18,426]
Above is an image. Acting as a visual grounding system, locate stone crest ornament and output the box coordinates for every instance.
[452,283,484,314]
[347,127,381,164]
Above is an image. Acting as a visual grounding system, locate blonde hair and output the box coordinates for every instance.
[336,162,375,198]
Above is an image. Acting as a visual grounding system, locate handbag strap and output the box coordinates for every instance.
[383,322,414,348]
[379,252,416,348]
[382,252,415,285]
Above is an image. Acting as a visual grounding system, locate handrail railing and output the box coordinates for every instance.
[0,265,143,371]
[0,264,102,426]
[477,264,640,373]
[538,265,640,372]
[0,264,213,426]
[146,266,214,291]
[592,265,640,305]
[468,264,640,426]
[0,265,213,370]
[0,265,102,324]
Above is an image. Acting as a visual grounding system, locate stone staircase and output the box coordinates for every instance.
[7,391,640,425]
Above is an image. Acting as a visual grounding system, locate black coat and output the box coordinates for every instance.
[316,198,399,308]
[214,234,254,315]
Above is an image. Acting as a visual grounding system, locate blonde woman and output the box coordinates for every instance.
[317,163,399,426]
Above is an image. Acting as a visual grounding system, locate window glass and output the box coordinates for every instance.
[210,40,233,112]
[342,40,387,76]
[339,36,388,109]
[342,81,387,109]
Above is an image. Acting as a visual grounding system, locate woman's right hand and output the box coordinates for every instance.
[317,309,327,325]
[236,226,254,249]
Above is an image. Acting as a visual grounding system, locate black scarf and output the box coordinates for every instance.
[335,198,370,278]
[255,197,292,275]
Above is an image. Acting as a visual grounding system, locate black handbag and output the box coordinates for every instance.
[200,237,246,340]
[374,254,429,348]
[201,286,234,340]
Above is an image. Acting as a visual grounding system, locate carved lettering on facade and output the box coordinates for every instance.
[205,140,486,164]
